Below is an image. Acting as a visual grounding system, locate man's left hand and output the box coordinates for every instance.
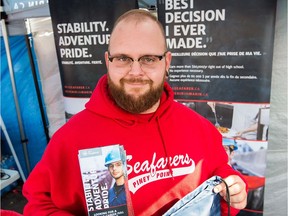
[214,175,247,209]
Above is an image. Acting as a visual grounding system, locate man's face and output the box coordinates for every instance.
[224,145,234,165]
[224,146,231,155]
[108,161,124,180]
[105,19,172,113]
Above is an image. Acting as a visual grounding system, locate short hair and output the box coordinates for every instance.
[109,9,167,50]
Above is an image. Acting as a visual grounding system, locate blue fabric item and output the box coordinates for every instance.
[108,183,127,207]
[1,35,47,176]
[163,176,222,216]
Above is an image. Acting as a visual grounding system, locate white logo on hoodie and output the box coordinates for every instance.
[127,152,195,194]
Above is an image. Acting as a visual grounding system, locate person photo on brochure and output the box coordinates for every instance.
[105,148,127,207]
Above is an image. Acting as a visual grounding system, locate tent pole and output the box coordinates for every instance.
[25,35,50,143]
[1,12,31,174]
[0,116,27,182]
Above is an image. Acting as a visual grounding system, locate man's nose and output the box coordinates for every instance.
[128,60,144,75]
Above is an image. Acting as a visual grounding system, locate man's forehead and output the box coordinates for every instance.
[113,18,158,34]
[109,161,122,164]
[109,20,166,53]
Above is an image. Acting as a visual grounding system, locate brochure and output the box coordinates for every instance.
[79,144,128,216]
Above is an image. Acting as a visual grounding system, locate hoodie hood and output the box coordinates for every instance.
[85,75,175,124]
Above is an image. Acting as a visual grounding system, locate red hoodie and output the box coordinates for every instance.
[23,75,243,215]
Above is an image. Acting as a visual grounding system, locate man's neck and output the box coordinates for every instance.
[115,176,125,186]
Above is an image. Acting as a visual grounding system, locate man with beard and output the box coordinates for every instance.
[23,9,247,216]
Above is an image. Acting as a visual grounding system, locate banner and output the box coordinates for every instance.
[3,0,49,13]
[157,0,276,103]
[48,0,138,117]
[157,0,276,215]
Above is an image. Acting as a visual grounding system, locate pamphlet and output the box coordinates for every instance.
[79,144,128,216]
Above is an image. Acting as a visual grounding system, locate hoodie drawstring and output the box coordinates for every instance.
[156,116,174,179]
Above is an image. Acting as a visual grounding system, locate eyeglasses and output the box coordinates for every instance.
[108,51,167,71]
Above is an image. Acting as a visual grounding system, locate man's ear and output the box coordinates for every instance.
[165,51,172,74]
[105,51,110,69]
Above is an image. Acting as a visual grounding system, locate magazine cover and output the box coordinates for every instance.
[78,144,128,216]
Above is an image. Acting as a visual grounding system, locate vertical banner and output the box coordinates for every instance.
[157,0,276,215]
[48,0,138,118]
